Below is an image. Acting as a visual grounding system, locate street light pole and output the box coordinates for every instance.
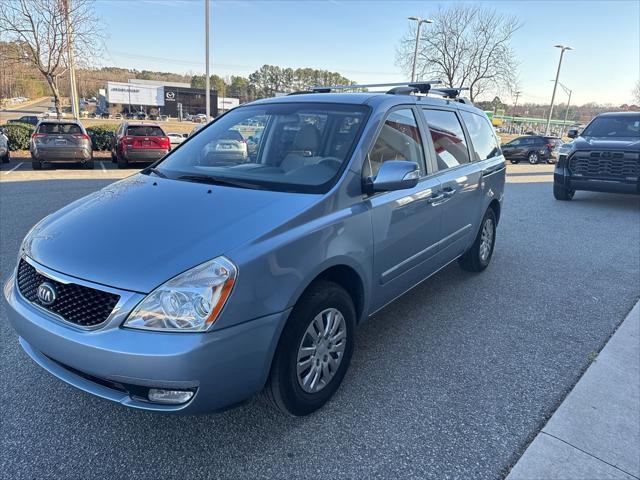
[545,44,573,135]
[205,0,210,121]
[408,17,433,82]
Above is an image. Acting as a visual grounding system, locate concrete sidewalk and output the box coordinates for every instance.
[507,300,640,480]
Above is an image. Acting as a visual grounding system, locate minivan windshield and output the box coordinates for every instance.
[581,114,640,138]
[156,103,369,193]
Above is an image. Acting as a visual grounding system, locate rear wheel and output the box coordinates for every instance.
[1,151,9,163]
[83,160,94,169]
[264,280,355,416]
[31,156,43,170]
[553,181,575,200]
[459,208,497,273]
[509,159,519,164]
[527,152,539,164]
[117,155,129,169]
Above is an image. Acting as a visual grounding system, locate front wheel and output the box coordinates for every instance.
[459,208,497,272]
[553,181,575,200]
[528,152,539,164]
[264,280,355,416]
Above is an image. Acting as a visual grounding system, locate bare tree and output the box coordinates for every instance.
[0,0,102,115]
[396,4,521,102]
[633,80,640,105]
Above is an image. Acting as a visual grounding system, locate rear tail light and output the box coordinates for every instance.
[160,137,170,149]
[545,143,554,149]
[123,136,134,145]
[31,133,46,139]
[73,133,91,141]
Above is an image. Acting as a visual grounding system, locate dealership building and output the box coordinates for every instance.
[99,79,237,118]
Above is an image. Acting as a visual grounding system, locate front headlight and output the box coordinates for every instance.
[124,256,237,332]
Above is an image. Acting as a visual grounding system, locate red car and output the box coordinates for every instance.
[111,122,170,168]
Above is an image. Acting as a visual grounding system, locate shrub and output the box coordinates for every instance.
[86,124,117,151]
[1,123,35,151]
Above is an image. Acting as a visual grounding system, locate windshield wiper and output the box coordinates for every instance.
[145,166,168,178]
[177,174,261,190]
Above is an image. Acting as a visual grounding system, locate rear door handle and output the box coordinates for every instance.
[442,187,456,198]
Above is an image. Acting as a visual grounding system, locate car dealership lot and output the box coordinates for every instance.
[1,165,638,479]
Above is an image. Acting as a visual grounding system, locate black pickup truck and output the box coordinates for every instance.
[554,112,640,200]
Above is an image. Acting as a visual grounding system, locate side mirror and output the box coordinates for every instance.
[567,129,579,139]
[366,160,420,193]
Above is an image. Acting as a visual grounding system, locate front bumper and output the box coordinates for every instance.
[554,165,639,195]
[3,272,289,413]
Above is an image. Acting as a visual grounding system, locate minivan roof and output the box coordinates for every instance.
[248,92,480,114]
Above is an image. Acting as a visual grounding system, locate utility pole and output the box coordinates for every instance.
[512,90,522,134]
[62,0,79,119]
[408,17,433,82]
[545,45,573,135]
[205,0,210,121]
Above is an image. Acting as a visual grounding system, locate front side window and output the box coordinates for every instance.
[366,108,425,177]
[460,111,501,160]
[422,109,470,170]
[157,103,369,193]
[581,114,640,138]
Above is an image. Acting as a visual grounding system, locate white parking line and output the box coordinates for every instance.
[4,162,23,175]
[100,161,106,172]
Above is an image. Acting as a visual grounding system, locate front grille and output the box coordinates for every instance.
[569,151,640,179]
[16,259,120,327]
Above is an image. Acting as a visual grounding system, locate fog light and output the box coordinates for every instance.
[147,388,194,405]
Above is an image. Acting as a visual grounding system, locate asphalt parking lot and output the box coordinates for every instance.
[1,164,638,479]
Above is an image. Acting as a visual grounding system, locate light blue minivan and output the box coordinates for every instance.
[4,83,505,415]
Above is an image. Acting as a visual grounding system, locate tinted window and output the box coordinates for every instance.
[126,126,165,137]
[422,109,469,170]
[367,108,424,177]
[461,111,501,160]
[37,123,82,134]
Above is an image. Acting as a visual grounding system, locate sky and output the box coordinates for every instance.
[93,0,640,105]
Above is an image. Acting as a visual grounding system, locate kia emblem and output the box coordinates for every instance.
[37,282,57,306]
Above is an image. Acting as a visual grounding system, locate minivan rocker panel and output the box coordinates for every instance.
[5,90,505,415]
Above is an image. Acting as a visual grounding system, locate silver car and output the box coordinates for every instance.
[0,129,9,163]
[4,84,505,415]
[30,120,93,169]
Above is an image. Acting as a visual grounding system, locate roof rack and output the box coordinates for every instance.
[307,81,442,94]
[429,87,473,104]
[287,81,474,104]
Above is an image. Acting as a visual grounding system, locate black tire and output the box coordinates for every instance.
[31,160,42,170]
[111,150,117,163]
[83,160,94,169]
[264,280,356,416]
[509,159,519,164]
[117,155,128,169]
[1,151,9,163]
[553,181,575,201]
[459,208,497,273]
[527,151,539,164]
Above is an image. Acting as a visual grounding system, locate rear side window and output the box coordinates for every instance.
[367,108,425,177]
[460,111,501,160]
[126,126,165,137]
[37,123,82,134]
[422,109,469,170]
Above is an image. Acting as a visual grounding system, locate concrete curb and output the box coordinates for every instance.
[507,299,640,480]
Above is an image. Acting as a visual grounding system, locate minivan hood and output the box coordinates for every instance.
[574,136,640,151]
[23,174,319,292]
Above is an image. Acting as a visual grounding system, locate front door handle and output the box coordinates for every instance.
[426,192,446,204]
